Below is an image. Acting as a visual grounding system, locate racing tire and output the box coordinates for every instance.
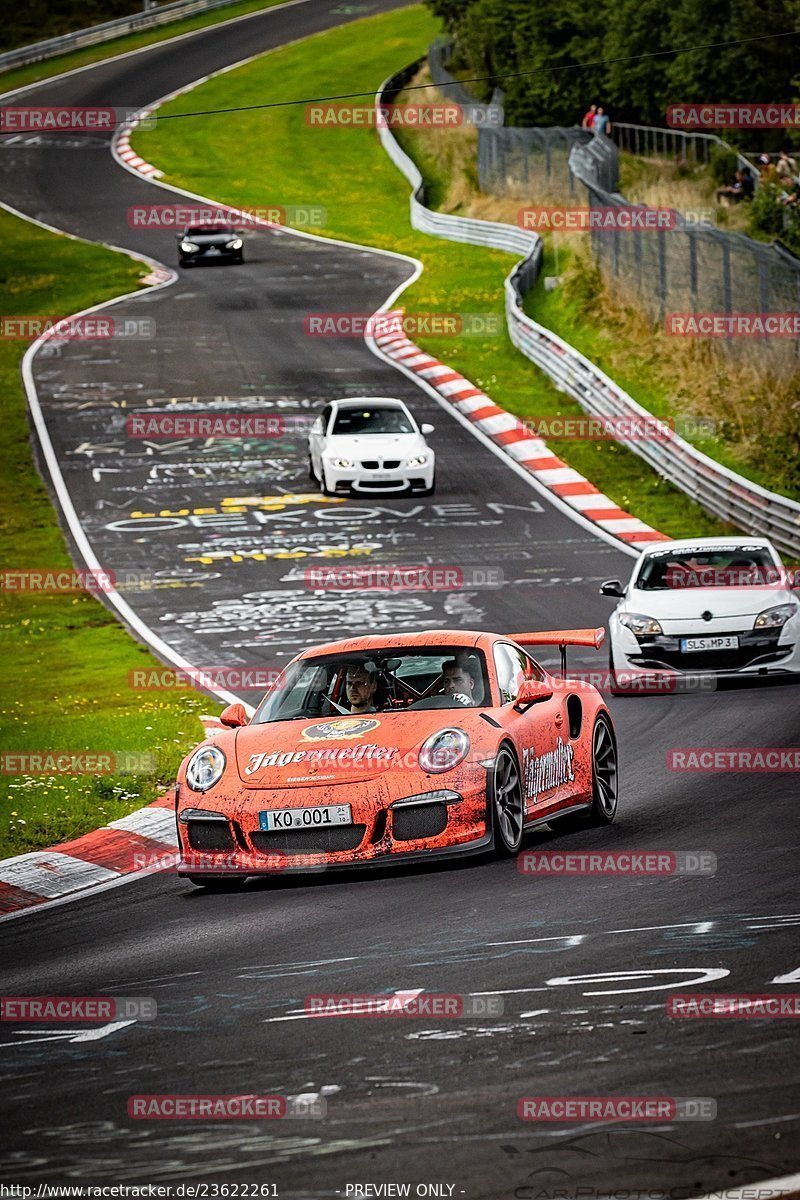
[587,712,618,825]
[183,874,247,891]
[490,745,524,856]
[308,455,316,481]
[553,712,618,830]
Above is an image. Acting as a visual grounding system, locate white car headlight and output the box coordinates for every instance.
[754,602,798,629]
[185,746,226,792]
[226,238,243,250]
[406,455,428,468]
[619,612,663,636]
[418,728,470,773]
[180,241,199,252]
[331,458,355,469]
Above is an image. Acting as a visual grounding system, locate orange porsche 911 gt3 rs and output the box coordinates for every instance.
[174,628,618,888]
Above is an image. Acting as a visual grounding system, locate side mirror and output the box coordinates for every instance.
[420,423,435,435]
[600,579,625,598]
[219,702,248,728]
[513,678,554,711]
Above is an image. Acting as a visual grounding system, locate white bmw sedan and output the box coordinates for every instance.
[308,397,435,496]
[600,536,800,685]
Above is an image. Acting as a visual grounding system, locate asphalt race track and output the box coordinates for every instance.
[1,3,799,1194]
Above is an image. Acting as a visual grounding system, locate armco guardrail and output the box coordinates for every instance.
[377,63,800,557]
[0,0,246,72]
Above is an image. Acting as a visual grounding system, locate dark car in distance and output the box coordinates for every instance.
[178,224,244,266]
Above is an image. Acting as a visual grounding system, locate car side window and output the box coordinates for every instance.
[493,643,530,704]
[319,405,333,435]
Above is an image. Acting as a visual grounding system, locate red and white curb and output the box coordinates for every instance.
[116,109,161,178]
[0,793,177,917]
[373,330,669,547]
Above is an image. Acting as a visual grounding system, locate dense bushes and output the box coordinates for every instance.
[426,0,800,138]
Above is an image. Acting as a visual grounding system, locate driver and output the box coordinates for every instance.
[441,657,476,706]
[345,661,380,714]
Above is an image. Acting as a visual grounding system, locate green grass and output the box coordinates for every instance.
[134,4,732,539]
[0,210,210,858]
[0,0,290,97]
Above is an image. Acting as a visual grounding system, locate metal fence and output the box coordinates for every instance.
[0,0,247,73]
[377,63,800,555]
[568,143,800,327]
[613,122,759,179]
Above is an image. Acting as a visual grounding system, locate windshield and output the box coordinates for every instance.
[331,406,414,436]
[186,225,236,236]
[636,546,781,590]
[254,648,489,723]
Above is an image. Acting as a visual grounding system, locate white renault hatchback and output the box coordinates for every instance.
[308,397,435,496]
[600,536,800,685]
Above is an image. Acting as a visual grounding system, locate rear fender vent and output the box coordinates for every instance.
[566,694,583,740]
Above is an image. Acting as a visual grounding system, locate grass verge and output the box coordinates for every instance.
[134,5,735,538]
[0,0,288,97]
[0,210,208,859]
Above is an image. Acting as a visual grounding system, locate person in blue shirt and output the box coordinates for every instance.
[593,106,612,136]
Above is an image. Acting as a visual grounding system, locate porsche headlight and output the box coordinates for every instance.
[185,746,226,792]
[754,602,797,629]
[619,612,663,636]
[418,728,470,773]
[406,455,428,468]
[180,240,199,252]
[226,238,243,250]
[331,458,355,469]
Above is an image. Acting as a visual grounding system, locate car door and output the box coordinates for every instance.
[492,643,574,820]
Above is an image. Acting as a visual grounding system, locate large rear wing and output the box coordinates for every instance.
[511,627,605,673]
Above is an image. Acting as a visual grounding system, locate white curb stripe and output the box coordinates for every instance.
[107,808,178,843]
[0,853,119,898]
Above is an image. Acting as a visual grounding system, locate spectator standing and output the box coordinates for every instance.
[581,103,597,129]
[776,149,798,185]
[593,105,612,136]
